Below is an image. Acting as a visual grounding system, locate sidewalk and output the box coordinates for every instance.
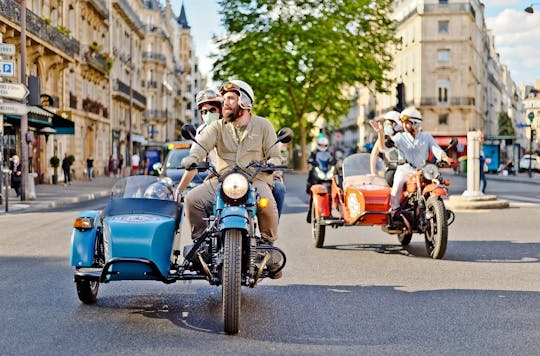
[0,175,118,214]
[0,170,538,214]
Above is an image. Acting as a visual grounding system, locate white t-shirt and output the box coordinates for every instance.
[131,154,140,166]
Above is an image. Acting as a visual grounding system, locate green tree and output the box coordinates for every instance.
[498,111,515,136]
[213,0,398,170]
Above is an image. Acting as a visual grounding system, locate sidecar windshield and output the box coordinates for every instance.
[342,153,385,178]
[111,176,172,200]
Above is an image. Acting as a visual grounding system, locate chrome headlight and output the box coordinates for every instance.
[222,173,249,200]
[315,167,326,180]
[423,164,439,181]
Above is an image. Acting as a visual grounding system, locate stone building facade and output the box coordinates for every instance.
[0,0,199,183]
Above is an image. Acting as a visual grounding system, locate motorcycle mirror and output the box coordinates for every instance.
[385,138,395,148]
[277,127,294,144]
[181,124,197,141]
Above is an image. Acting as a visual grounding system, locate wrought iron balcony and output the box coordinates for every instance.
[142,110,167,120]
[0,0,80,57]
[113,79,147,106]
[113,0,144,31]
[420,97,475,106]
[142,51,167,63]
[84,49,108,74]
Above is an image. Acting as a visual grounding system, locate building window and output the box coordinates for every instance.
[438,20,449,33]
[438,49,450,63]
[438,113,449,125]
[437,81,449,105]
[439,0,448,4]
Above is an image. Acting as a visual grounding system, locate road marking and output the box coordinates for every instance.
[285,196,308,208]
[499,195,540,203]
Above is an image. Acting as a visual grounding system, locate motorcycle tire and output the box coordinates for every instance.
[311,201,326,248]
[76,278,99,304]
[222,229,242,334]
[424,197,448,259]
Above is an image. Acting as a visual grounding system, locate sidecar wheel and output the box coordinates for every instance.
[223,229,242,334]
[398,233,412,246]
[424,198,448,259]
[311,201,325,248]
[76,279,99,304]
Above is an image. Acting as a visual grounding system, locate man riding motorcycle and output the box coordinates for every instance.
[306,136,336,193]
[370,107,451,227]
[181,79,282,252]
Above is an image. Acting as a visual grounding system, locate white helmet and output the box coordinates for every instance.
[195,88,223,109]
[317,136,329,151]
[383,110,401,124]
[400,107,422,123]
[219,80,255,109]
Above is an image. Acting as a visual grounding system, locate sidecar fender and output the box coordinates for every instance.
[219,206,249,232]
[70,210,101,267]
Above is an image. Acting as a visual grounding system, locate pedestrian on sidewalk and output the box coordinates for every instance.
[9,155,22,197]
[108,155,116,177]
[478,131,490,194]
[131,152,140,175]
[86,155,94,181]
[117,154,124,177]
[62,153,72,185]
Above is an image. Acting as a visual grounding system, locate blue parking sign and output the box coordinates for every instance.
[0,60,14,77]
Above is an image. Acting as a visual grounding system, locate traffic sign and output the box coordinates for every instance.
[0,43,15,56]
[0,83,29,100]
[0,60,14,77]
[0,102,28,116]
[528,112,535,122]
[516,123,531,128]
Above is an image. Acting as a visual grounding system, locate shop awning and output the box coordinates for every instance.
[434,136,467,154]
[3,106,74,135]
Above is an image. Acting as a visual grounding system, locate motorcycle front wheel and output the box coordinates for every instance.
[424,197,448,259]
[222,229,242,334]
[311,200,326,248]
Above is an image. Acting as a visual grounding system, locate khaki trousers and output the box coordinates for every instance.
[184,177,279,242]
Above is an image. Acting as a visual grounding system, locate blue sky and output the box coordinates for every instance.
[172,0,540,88]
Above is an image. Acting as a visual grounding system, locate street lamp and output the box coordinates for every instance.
[524,3,540,13]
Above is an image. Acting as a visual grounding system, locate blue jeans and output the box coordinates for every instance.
[272,179,286,219]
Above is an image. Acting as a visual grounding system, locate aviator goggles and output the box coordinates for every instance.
[200,107,218,115]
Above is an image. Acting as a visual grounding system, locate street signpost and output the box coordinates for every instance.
[0,43,15,56]
[0,102,29,116]
[0,60,15,77]
[527,112,535,178]
[0,83,29,100]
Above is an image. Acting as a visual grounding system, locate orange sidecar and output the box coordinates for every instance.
[307,153,392,248]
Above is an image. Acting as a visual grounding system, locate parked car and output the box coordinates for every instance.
[157,141,208,187]
[518,154,540,172]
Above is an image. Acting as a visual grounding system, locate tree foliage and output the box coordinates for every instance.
[498,111,515,136]
[212,0,398,170]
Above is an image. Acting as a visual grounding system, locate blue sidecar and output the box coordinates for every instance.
[70,175,184,304]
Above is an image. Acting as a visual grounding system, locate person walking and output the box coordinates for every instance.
[131,152,140,175]
[117,154,124,177]
[478,130,490,193]
[9,155,23,196]
[86,155,94,181]
[62,153,72,185]
[108,155,116,177]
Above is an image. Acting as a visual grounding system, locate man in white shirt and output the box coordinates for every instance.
[131,152,140,175]
[370,107,450,224]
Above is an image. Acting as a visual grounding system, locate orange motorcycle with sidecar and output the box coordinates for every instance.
[306,152,456,259]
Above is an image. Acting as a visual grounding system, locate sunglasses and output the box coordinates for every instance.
[201,107,218,115]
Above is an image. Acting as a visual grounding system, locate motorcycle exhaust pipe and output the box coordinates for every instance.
[400,213,412,235]
[196,252,214,282]
[254,252,271,286]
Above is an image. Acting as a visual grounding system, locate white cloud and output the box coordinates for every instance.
[485,8,540,86]
[482,0,520,7]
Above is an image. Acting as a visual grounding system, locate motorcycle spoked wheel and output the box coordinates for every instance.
[311,200,325,248]
[424,197,448,259]
[222,229,242,334]
[76,278,99,304]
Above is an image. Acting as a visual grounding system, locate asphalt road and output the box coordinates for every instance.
[1,172,539,355]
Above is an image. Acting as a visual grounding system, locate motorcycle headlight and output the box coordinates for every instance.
[423,164,439,181]
[315,167,326,180]
[222,172,249,202]
[325,166,336,179]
